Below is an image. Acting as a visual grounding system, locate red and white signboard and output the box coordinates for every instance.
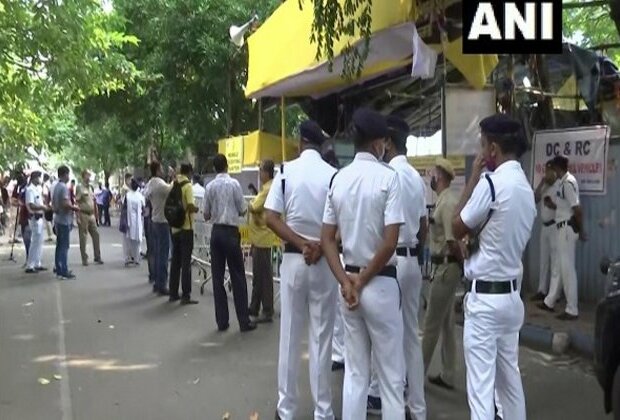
[532,126,610,195]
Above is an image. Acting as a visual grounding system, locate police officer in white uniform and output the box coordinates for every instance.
[265,120,338,420]
[383,115,427,419]
[530,159,560,301]
[25,171,49,273]
[539,155,586,320]
[452,114,536,420]
[321,108,406,420]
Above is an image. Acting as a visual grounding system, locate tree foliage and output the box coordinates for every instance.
[0,0,139,165]
[299,0,372,79]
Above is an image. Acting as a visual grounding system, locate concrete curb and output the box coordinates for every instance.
[519,323,594,358]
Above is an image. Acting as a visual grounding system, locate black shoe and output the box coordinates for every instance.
[530,292,546,301]
[557,312,578,321]
[169,295,181,303]
[536,302,554,312]
[156,289,170,296]
[331,361,345,371]
[25,268,37,274]
[240,321,257,332]
[367,395,382,415]
[94,259,104,265]
[428,375,455,390]
[180,298,199,305]
[218,324,230,332]
[35,266,48,272]
[59,273,76,280]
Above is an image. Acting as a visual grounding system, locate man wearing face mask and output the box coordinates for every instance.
[422,158,462,392]
[530,160,560,301]
[322,108,406,420]
[452,114,536,420]
[364,115,427,419]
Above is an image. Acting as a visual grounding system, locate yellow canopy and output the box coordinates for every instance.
[245,0,498,98]
[217,130,299,174]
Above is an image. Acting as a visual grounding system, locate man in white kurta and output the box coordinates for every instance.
[124,181,145,265]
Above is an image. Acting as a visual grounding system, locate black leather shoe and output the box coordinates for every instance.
[35,266,48,272]
[180,298,199,305]
[218,324,230,332]
[240,321,257,332]
[169,295,180,303]
[536,302,554,312]
[530,292,545,301]
[157,289,170,296]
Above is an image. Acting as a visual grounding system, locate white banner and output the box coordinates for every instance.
[445,87,496,155]
[531,126,610,195]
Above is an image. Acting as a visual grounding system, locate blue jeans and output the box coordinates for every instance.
[55,224,71,276]
[149,222,170,291]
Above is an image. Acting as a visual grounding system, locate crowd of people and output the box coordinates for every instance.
[0,108,588,420]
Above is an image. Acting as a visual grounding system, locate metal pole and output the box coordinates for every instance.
[281,96,286,162]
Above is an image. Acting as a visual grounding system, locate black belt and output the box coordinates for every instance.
[431,255,459,265]
[284,243,342,253]
[29,214,43,220]
[556,220,567,228]
[344,265,397,279]
[466,279,517,294]
[284,243,302,253]
[213,224,239,230]
[542,219,556,227]
[396,246,418,257]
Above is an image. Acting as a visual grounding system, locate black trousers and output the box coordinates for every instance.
[102,205,111,226]
[210,224,251,329]
[249,246,274,317]
[169,230,193,299]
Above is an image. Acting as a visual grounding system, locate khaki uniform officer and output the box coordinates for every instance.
[452,114,536,420]
[422,158,462,390]
[265,120,338,420]
[322,108,406,420]
[76,170,102,266]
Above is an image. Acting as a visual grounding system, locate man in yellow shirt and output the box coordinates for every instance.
[169,163,199,305]
[248,160,278,323]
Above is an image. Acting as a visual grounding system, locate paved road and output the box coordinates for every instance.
[0,226,611,420]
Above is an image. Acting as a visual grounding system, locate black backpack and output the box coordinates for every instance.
[164,180,189,228]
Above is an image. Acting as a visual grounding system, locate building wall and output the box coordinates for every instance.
[521,143,620,303]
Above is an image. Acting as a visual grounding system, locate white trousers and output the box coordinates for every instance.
[123,235,141,263]
[537,225,557,294]
[332,296,345,364]
[342,275,405,420]
[369,256,426,418]
[277,254,338,420]
[26,218,44,269]
[544,225,579,315]
[463,280,525,420]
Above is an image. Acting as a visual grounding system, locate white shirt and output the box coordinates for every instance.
[25,184,43,215]
[554,172,580,222]
[460,160,536,282]
[389,155,426,247]
[204,173,246,226]
[539,179,561,223]
[192,183,206,200]
[265,149,336,242]
[144,177,172,224]
[323,152,405,267]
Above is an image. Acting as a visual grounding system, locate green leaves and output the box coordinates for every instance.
[300,0,373,79]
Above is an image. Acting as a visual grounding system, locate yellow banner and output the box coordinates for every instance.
[408,155,466,176]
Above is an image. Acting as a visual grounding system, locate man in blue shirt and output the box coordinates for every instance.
[53,165,80,279]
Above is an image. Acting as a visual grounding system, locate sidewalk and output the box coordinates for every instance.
[454,291,596,357]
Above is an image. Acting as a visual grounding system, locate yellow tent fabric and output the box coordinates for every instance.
[554,75,588,111]
[246,0,498,98]
[217,131,299,173]
[246,0,414,98]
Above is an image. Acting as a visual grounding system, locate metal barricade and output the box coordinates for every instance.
[191,197,283,307]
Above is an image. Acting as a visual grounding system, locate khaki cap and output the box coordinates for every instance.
[435,158,455,179]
